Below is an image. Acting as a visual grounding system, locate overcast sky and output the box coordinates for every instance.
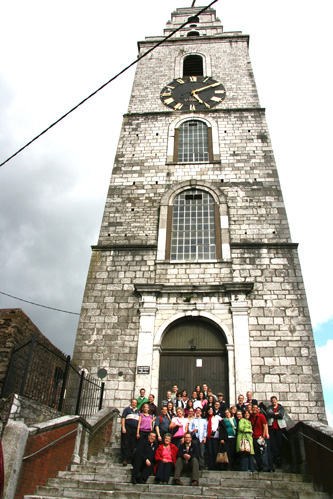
[0,0,332,424]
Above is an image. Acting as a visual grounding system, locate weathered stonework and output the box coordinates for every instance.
[73,6,326,423]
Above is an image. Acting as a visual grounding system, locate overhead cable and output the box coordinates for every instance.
[0,0,218,168]
[0,291,80,315]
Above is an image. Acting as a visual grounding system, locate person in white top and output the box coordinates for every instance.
[189,407,207,469]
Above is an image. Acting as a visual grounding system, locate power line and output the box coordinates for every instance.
[0,291,80,315]
[0,0,218,168]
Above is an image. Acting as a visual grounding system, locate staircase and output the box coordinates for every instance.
[24,441,330,499]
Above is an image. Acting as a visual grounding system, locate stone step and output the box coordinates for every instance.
[24,495,331,499]
[69,465,131,477]
[50,472,316,490]
[60,467,314,485]
[201,470,313,482]
[33,478,327,499]
[24,448,331,499]
[25,496,213,499]
[26,484,330,499]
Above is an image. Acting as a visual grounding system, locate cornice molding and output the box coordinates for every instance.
[135,282,254,295]
[91,244,157,251]
[124,107,265,119]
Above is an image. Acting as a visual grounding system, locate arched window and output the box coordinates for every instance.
[183,55,203,76]
[187,31,200,37]
[157,181,230,262]
[167,116,219,164]
[176,120,210,163]
[170,189,217,261]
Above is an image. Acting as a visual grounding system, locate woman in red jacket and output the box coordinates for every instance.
[154,433,178,484]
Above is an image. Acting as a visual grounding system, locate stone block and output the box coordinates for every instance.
[264,357,281,367]
[264,375,280,383]
[280,357,296,366]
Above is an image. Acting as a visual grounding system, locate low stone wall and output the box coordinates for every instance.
[2,407,119,499]
[0,393,63,438]
[9,394,62,426]
[15,418,78,499]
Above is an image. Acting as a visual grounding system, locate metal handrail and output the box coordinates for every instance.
[298,431,333,454]
[22,427,78,461]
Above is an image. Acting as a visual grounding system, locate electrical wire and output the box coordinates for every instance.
[0,291,80,315]
[0,0,218,168]
[0,0,219,317]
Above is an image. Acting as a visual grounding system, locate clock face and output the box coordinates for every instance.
[160,76,226,111]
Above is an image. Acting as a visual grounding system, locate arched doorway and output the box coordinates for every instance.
[158,317,229,404]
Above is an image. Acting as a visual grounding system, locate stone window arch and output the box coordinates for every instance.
[167,116,220,164]
[157,181,231,262]
[174,52,211,79]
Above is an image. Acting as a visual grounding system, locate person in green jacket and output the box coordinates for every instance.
[236,410,255,472]
[136,388,149,411]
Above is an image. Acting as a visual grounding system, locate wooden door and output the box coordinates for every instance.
[158,317,229,405]
[159,354,228,403]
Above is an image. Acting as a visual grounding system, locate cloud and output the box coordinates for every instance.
[1,0,333,365]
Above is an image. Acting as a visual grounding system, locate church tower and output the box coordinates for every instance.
[73,5,326,423]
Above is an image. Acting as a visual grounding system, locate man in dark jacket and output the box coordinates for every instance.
[236,394,246,414]
[148,393,158,417]
[155,405,170,441]
[266,396,286,467]
[173,432,200,486]
[131,432,158,484]
[121,398,139,466]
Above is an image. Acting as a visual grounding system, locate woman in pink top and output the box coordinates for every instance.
[199,391,208,409]
[137,403,155,440]
[169,407,189,448]
[154,433,178,484]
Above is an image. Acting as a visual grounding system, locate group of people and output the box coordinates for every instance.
[121,384,286,486]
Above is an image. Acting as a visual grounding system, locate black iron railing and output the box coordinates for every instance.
[1,332,104,418]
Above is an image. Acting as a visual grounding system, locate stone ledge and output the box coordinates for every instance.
[231,242,299,249]
[91,244,157,251]
[125,107,265,118]
[135,282,254,295]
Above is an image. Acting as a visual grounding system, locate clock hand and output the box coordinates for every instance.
[192,93,204,104]
[191,82,222,94]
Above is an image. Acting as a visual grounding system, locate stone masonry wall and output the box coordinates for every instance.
[74,247,156,407]
[129,36,260,113]
[232,244,326,422]
[99,109,290,247]
[0,309,66,393]
[73,9,326,423]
